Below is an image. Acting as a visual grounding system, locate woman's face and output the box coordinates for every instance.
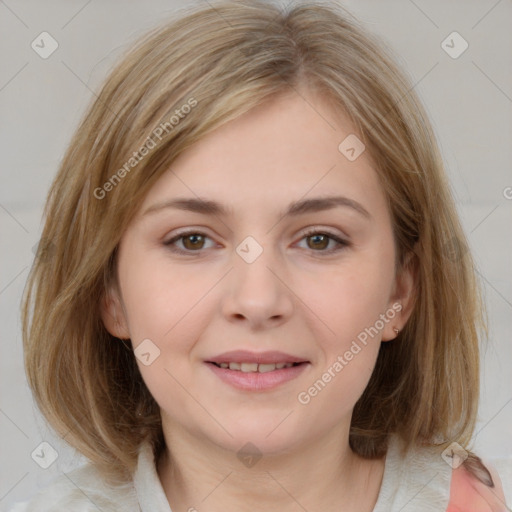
[102,90,413,455]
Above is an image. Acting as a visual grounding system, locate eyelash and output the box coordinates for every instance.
[163,228,349,256]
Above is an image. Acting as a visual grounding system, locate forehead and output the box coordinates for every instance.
[138,91,387,221]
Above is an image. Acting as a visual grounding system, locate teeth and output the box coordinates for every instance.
[240,363,258,372]
[218,362,296,372]
[258,363,277,373]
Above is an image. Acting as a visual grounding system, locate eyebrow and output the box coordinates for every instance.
[142,195,371,220]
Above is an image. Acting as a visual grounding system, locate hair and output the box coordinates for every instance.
[22,0,489,487]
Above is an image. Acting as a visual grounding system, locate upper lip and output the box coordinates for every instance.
[207,350,309,365]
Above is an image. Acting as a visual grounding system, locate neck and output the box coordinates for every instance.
[156,421,385,512]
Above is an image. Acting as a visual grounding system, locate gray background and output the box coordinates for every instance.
[1,0,511,509]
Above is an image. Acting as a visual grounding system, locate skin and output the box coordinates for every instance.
[101,87,415,512]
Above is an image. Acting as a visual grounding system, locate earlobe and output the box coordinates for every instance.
[381,308,403,342]
[100,288,130,340]
[382,252,417,341]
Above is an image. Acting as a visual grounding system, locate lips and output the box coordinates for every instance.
[206,358,309,392]
[212,361,298,373]
[206,350,309,365]
[205,350,310,390]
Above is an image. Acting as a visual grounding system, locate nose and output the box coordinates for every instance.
[220,244,294,330]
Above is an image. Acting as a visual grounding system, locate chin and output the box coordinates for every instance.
[208,418,305,457]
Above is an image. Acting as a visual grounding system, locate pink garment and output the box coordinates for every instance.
[447,464,508,512]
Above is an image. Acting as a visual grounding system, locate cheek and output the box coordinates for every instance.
[118,255,213,416]
[294,267,387,413]
[299,254,395,345]
[117,251,217,393]
[292,243,395,408]
[118,250,212,344]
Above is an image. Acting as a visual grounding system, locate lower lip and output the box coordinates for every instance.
[205,362,309,391]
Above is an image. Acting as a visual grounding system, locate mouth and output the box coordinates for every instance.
[208,361,306,373]
[204,351,310,391]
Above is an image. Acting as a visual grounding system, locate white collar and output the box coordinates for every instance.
[132,435,451,512]
[133,441,173,512]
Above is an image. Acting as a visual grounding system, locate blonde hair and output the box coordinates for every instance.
[22,0,486,485]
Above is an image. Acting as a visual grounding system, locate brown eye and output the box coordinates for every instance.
[164,231,216,254]
[306,233,330,250]
[297,229,349,255]
[182,234,206,250]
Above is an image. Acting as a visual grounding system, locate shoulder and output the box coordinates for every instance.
[6,463,138,512]
[447,457,509,512]
[374,436,510,512]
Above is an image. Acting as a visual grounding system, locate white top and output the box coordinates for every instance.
[8,435,455,511]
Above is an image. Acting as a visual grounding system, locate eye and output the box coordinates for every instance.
[163,228,349,256]
[297,228,349,254]
[164,230,217,254]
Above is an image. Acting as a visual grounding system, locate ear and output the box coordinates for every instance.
[382,251,417,342]
[99,285,130,340]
